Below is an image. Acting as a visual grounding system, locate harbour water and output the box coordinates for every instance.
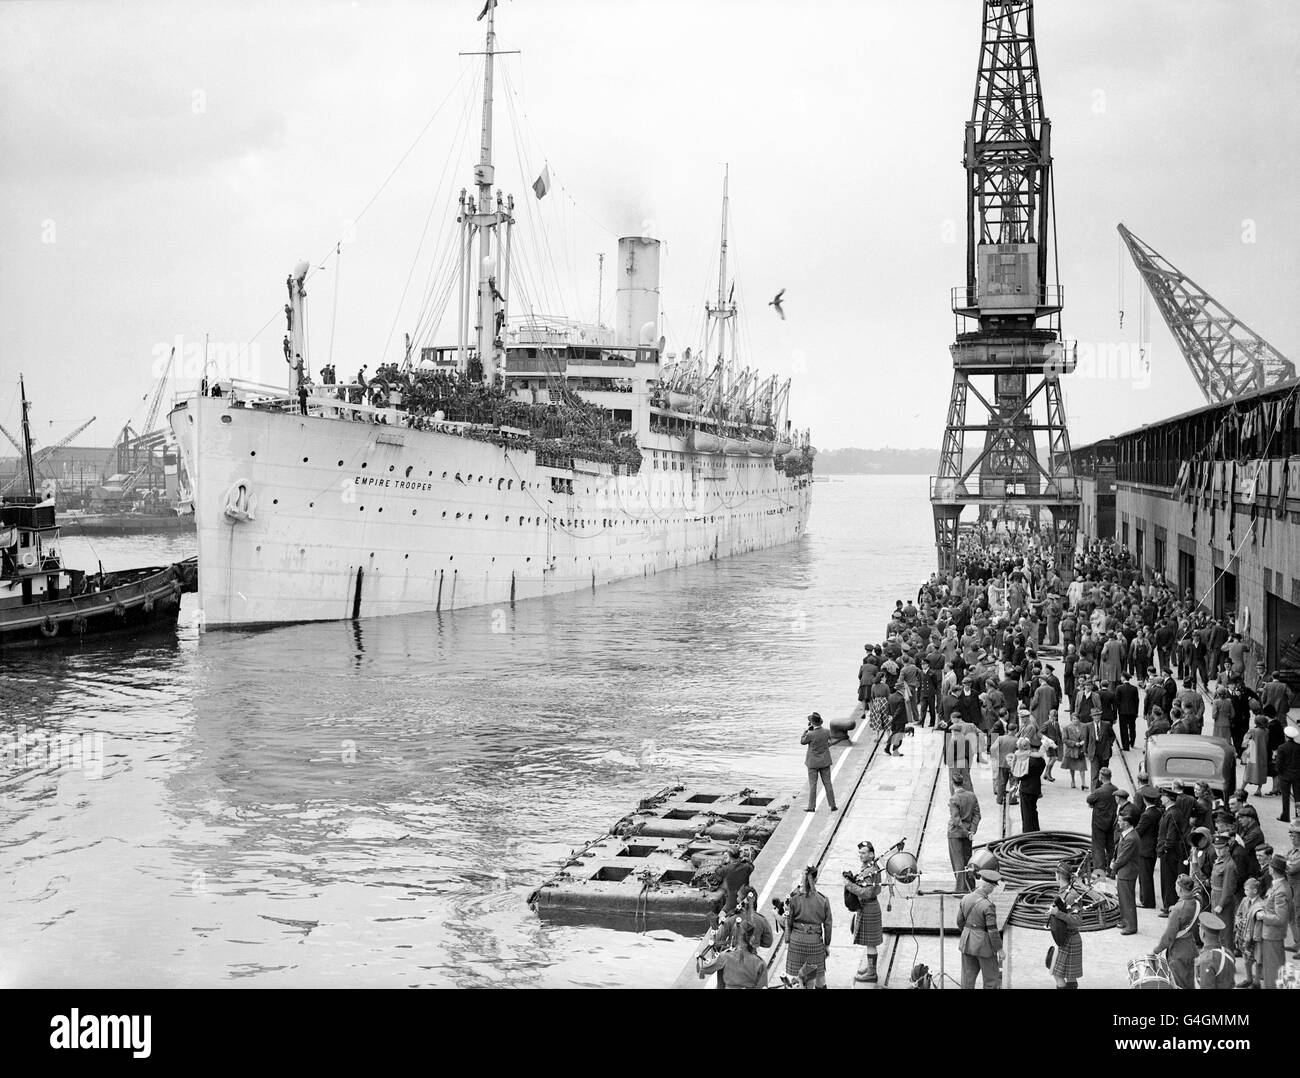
[0,475,932,988]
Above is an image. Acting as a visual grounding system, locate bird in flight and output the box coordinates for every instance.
[769,289,786,320]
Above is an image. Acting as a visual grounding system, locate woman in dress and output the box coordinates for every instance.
[1211,687,1234,743]
[1041,709,1062,782]
[1241,715,1269,796]
[844,842,884,983]
[783,865,832,988]
[1062,712,1088,789]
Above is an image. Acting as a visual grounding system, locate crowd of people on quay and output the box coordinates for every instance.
[749,529,1299,990]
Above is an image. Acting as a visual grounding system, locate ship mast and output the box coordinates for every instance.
[19,373,36,497]
[705,166,736,415]
[460,1,516,385]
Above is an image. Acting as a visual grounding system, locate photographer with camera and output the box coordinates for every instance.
[801,712,837,813]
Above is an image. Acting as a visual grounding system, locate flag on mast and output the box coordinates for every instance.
[477,0,496,21]
[532,165,551,200]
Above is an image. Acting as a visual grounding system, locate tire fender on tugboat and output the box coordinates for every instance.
[143,595,156,614]
[113,602,127,618]
[39,616,58,638]
[72,615,88,634]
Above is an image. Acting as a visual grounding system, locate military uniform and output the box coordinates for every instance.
[956,885,1002,989]
[1192,911,1234,990]
[784,890,832,981]
[1193,945,1235,989]
[699,946,767,989]
[1155,895,1202,989]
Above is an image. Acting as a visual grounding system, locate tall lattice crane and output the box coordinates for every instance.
[1,415,97,494]
[110,347,177,499]
[930,0,1080,573]
[1117,223,1295,404]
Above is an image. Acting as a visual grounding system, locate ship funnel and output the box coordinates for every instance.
[615,236,660,349]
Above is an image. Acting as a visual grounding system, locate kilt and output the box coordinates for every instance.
[852,899,883,947]
[1050,933,1083,980]
[785,930,827,976]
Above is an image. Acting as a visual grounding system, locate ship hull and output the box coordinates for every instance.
[171,397,812,628]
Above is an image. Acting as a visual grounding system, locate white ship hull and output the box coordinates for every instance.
[171,396,812,628]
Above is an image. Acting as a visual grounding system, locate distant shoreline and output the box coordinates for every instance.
[815,448,937,475]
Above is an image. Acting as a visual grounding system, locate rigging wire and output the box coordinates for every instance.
[381,60,483,364]
[227,61,481,379]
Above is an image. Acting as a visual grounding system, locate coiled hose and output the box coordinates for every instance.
[981,831,1123,932]
[1007,881,1124,932]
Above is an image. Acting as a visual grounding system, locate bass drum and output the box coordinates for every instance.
[1126,953,1177,989]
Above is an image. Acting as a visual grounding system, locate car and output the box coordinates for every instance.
[1143,734,1236,797]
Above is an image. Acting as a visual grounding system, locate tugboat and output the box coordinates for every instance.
[1,376,197,650]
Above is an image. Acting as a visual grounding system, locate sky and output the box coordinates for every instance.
[1,0,1297,454]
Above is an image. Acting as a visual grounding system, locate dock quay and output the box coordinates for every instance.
[672,655,1296,989]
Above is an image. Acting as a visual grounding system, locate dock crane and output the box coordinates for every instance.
[930,0,1081,574]
[1,415,97,495]
[1117,223,1296,404]
[108,347,177,501]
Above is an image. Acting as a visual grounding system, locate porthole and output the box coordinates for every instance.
[302,457,309,463]
[338,460,344,467]
[272,498,279,505]
[389,465,395,472]
[412,509,417,516]
[250,450,256,457]
[360,506,365,511]
[309,502,314,508]
[361,462,368,469]
[456,512,462,519]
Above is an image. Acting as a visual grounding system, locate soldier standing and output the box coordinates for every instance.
[956,867,1003,989]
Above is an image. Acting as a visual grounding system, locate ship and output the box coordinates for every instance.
[169,4,813,630]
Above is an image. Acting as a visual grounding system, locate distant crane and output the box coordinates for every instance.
[109,347,177,501]
[1117,223,1296,404]
[1,414,97,494]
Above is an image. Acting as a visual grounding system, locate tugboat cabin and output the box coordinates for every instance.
[0,495,71,607]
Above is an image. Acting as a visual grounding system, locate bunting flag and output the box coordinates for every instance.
[532,165,551,200]
[1227,461,1236,547]
[477,0,496,22]
[1248,459,1260,535]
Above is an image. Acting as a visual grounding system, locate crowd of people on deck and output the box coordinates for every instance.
[716,530,1299,989]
